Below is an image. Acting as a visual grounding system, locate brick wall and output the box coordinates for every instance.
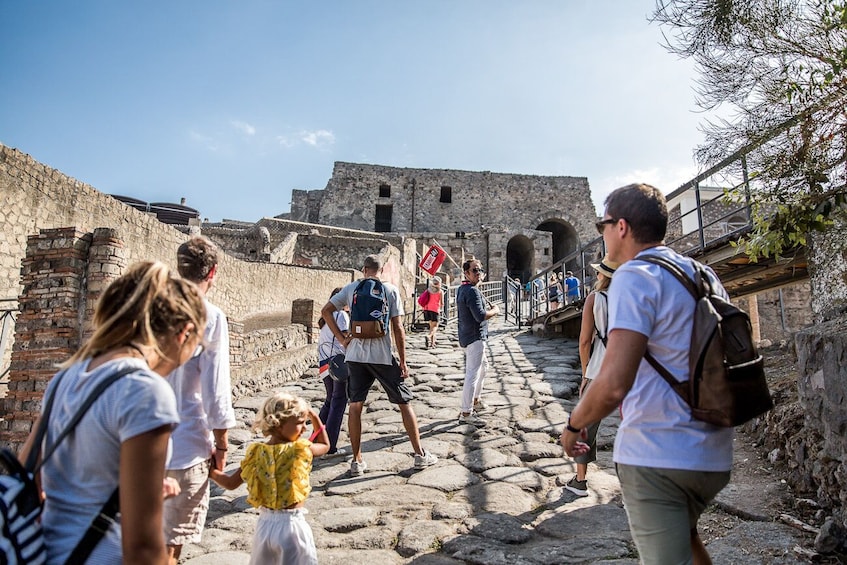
[0,144,363,449]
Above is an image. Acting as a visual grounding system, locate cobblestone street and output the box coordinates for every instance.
[183,321,811,564]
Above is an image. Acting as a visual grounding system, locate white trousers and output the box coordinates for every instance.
[249,508,317,565]
[461,339,487,413]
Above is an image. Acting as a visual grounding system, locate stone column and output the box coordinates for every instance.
[291,298,321,343]
[0,228,91,450]
[748,293,761,343]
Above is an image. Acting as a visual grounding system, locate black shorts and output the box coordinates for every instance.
[423,310,439,322]
[347,359,415,404]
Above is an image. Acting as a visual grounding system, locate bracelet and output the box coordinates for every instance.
[565,419,581,434]
[215,446,228,451]
[309,424,326,442]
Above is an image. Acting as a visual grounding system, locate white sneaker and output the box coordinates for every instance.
[458,413,487,427]
[349,459,368,476]
[414,450,438,469]
[473,398,489,411]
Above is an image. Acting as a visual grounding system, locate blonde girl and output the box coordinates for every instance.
[210,392,329,565]
[21,261,206,565]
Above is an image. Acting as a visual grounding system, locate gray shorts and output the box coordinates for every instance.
[616,463,730,564]
[347,359,414,404]
[163,459,211,546]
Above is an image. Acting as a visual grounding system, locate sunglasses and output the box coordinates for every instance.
[595,217,620,234]
[470,268,485,274]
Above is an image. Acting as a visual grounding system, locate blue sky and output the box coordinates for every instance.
[1,1,710,223]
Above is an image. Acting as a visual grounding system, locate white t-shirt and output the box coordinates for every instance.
[167,299,237,470]
[330,278,403,366]
[318,310,349,360]
[609,246,734,472]
[41,357,179,564]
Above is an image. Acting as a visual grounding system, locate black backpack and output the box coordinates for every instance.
[638,255,773,427]
[349,278,390,339]
[0,366,135,564]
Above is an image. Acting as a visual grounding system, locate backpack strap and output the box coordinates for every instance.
[35,365,140,473]
[593,291,608,347]
[66,487,120,565]
[635,255,700,405]
[31,364,140,565]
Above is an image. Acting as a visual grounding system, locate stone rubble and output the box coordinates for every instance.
[182,321,811,564]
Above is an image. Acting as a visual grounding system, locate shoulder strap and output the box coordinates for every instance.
[593,291,608,346]
[638,254,700,301]
[23,368,67,470]
[66,487,120,565]
[634,255,696,404]
[34,365,140,473]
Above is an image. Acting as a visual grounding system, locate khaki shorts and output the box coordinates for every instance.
[163,459,211,546]
[616,463,730,564]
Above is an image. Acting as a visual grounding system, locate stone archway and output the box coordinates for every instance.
[536,218,579,268]
[506,235,535,284]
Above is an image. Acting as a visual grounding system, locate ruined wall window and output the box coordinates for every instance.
[440,186,452,203]
[544,248,550,255]
[375,204,393,232]
[379,184,391,198]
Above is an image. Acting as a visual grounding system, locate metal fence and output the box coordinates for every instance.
[0,299,19,383]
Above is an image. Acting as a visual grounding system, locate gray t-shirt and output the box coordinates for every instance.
[41,357,179,564]
[330,278,403,366]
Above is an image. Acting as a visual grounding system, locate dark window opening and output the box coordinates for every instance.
[375,205,393,232]
[455,231,466,239]
[379,184,391,198]
[440,186,452,203]
[544,248,550,256]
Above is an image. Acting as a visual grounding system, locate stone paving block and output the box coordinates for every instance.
[396,519,457,557]
[315,506,379,532]
[408,463,479,492]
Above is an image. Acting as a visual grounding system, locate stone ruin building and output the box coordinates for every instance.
[281,161,599,284]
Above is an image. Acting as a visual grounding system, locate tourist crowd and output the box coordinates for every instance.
[22,183,732,564]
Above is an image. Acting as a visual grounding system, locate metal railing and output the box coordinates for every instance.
[0,299,19,383]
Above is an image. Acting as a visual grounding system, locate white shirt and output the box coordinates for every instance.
[318,310,349,360]
[609,246,734,472]
[330,279,403,366]
[166,299,237,470]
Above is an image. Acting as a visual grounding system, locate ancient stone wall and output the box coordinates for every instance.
[315,162,597,246]
[808,212,847,323]
[0,144,368,449]
[795,319,847,529]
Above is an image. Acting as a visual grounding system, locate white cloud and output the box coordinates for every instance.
[276,135,296,148]
[300,129,335,147]
[188,129,219,152]
[231,120,256,136]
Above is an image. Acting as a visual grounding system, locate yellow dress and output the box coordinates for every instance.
[240,438,313,509]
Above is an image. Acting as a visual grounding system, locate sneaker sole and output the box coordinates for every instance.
[565,485,589,497]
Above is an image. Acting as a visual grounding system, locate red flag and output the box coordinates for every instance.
[419,244,446,276]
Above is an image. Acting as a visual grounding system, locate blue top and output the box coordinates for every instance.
[456,282,488,347]
[565,275,580,297]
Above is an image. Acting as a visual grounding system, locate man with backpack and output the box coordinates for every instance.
[561,183,733,565]
[321,255,437,477]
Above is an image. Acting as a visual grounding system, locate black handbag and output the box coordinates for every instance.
[319,338,349,383]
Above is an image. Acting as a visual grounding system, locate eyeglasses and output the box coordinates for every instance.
[595,218,619,234]
[470,268,485,274]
